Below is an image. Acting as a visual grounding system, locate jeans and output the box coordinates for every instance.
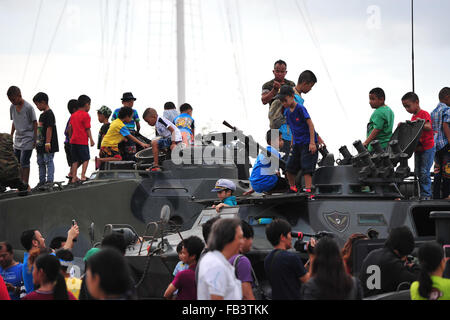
[433,144,450,199]
[415,146,435,198]
[37,152,55,184]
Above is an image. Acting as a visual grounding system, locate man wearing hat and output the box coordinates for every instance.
[211,179,237,213]
[111,92,141,161]
[97,105,112,151]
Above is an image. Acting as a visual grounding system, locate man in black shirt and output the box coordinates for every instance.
[359,226,420,297]
[264,218,314,300]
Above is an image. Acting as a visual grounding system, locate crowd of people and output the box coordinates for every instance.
[2,60,450,301]
[0,213,450,300]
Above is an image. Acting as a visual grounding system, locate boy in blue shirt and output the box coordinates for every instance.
[246,130,289,195]
[278,85,318,193]
[174,103,195,146]
[211,179,237,212]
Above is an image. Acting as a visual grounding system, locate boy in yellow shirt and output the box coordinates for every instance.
[96,107,150,169]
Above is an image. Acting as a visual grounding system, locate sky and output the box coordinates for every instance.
[1,0,449,187]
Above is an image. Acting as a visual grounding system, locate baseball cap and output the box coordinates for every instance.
[274,85,294,100]
[211,179,236,192]
[83,247,100,262]
[97,105,112,118]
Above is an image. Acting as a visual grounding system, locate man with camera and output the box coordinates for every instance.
[264,218,315,300]
[359,226,421,297]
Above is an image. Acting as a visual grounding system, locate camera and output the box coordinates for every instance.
[294,240,315,254]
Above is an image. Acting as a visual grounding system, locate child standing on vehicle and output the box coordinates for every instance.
[69,95,95,183]
[402,92,435,200]
[33,92,59,186]
[363,87,394,151]
[278,85,318,194]
[174,103,195,146]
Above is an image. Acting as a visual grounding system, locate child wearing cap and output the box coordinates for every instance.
[211,179,237,212]
[96,107,150,169]
[97,105,112,151]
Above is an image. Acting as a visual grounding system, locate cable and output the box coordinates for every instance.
[34,0,68,91]
[294,0,348,120]
[22,0,43,87]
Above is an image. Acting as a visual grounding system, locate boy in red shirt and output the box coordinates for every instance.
[402,92,435,200]
[69,95,95,183]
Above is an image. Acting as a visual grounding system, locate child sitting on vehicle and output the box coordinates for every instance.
[142,108,182,171]
[174,103,195,146]
[245,129,289,195]
[211,179,237,212]
[96,107,150,169]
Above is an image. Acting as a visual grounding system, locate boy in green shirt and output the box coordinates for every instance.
[363,87,394,151]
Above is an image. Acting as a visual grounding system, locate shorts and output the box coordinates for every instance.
[286,143,318,175]
[268,176,290,192]
[71,144,90,164]
[100,146,122,160]
[435,144,450,180]
[14,149,33,169]
[157,138,173,149]
[64,142,73,167]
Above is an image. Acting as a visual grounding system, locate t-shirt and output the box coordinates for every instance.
[229,254,254,285]
[173,261,189,276]
[411,109,434,151]
[112,108,140,131]
[223,196,237,206]
[366,105,394,151]
[65,277,82,300]
[249,145,280,193]
[156,116,182,142]
[97,123,111,149]
[100,119,130,148]
[284,103,318,146]
[174,113,195,135]
[9,100,37,150]
[172,264,197,300]
[264,249,306,300]
[64,118,71,144]
[262,79,296,138]
[163,109,180,124]
[22,252,34,293]
[0,276,10,300]
[0,263,23,300]
[36,109,59,153]
[70,110,91,145]
[410,276,450,300]
[21,289,77,300]
[431,102,450,151]
[197,250,242,300]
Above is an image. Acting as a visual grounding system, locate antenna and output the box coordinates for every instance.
[411,0,415,92]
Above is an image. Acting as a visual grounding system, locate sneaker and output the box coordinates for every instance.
[287,186,298,193]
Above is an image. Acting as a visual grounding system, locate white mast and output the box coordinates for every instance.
[176,0,186,106]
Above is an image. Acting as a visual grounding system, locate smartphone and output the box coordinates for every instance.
[444,245,450,259]
[72,219,77,226]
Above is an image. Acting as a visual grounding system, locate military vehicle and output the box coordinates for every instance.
[89,119,450,299]
[0,126,253,259]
